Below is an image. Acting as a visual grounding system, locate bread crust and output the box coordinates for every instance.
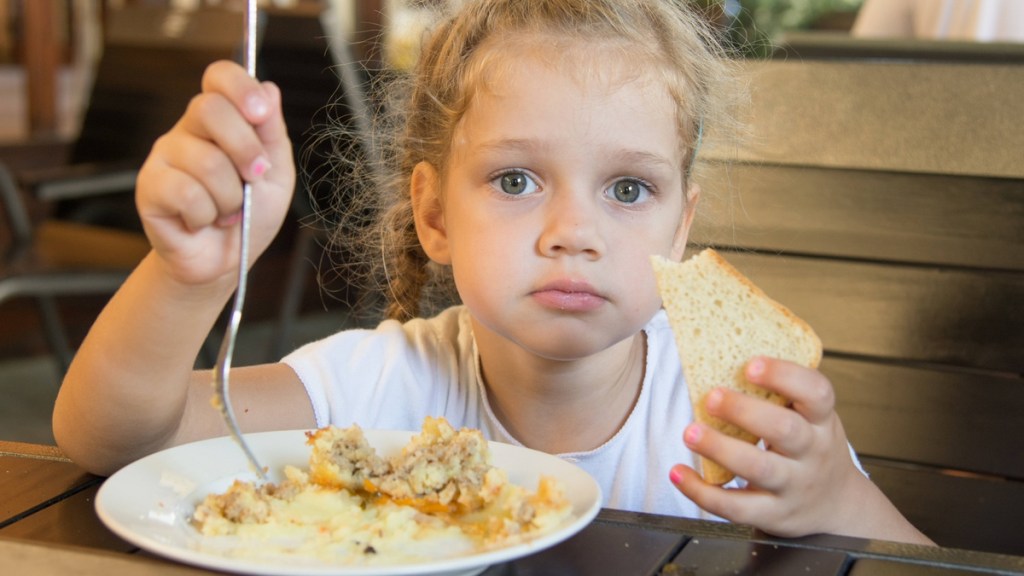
[652,249,822,485]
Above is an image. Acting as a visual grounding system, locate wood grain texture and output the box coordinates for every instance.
[706,251,1024,374]
[691,161,1024,271]
[0,455,98,527]
[685,57,1024,557]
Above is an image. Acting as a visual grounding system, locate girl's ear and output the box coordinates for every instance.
[411,161,451,265]
[670,182,701,261]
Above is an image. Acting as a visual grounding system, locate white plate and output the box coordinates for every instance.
[96,429,602,576]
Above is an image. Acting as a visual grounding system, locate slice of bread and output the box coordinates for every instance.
[651,249,822,485]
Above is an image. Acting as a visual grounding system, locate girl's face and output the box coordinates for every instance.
[414,47,696,361]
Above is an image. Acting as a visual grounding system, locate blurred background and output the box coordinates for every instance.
[0,0,868,142]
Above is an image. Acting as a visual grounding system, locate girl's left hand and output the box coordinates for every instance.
[668,356,868,538]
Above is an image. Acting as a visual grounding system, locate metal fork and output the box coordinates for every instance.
[211,0,267,481]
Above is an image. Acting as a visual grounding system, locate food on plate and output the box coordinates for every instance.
[192,417,572,564]
[651,249,822,485]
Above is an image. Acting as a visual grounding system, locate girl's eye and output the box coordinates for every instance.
[493,171,538,196]
[608,178,651,204]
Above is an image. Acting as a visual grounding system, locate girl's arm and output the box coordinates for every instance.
[670,357,934,545]
[53,61,314,476]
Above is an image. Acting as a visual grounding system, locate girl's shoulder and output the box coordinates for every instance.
[280,306,476,429]
[283,306,470,365]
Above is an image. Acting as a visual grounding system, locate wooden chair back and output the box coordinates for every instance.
[690,59,1024,555]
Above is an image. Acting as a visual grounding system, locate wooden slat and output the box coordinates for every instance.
[0,455,99,527]
[691,162,1024,271]
[668,537,848,576]
[700,61,1024,179]
[0,538,209,576]
[23,0,60,136]
[100,5,242,50]
[862,461,1024,557]
[481,519,684,576]
[0,484,132,553]
[774,31,1024,64]
[0,441,66,459]
[849,557,986,576]
[33,221,150,269]
[600,509,1024,574]
[712,251,1024,373]
[825,357,1024,479]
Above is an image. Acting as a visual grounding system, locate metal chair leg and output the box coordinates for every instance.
[269,225,319,361]
[35,295,74,375]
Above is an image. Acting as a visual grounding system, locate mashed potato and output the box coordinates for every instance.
[192,417,572,565]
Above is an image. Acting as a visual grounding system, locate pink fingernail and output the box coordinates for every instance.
[748,357,765,379]
[250,156,271,178]
[669,467,683,485]
[217,212,242,227]
[246,93,268,118]
[684,423,702,445]
[706,389,723,411]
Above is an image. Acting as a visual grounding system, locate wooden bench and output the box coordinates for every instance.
[689,59,1024,556]
[773,31,1024,64]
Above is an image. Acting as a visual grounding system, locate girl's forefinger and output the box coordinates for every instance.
[177,90,268,185]
[200,60,271,126]
[746,357,835,424]
[669,464,770,527]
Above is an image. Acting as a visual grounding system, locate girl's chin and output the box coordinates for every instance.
[514,325,640,362]
[469,303,654,359]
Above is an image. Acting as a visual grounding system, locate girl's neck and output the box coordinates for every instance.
[474,326,647,454]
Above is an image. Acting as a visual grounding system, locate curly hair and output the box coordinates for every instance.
[314,0,740,323]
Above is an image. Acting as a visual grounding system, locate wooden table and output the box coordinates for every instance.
[3,440,1023,575]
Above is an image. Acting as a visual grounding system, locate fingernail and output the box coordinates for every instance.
[246,93,268,118]
[748,357,765,379]
[684,423,703,445]
[669,467,683,485]
[250,156,271,178]
[217,211,242,227]
[705,389,723,412]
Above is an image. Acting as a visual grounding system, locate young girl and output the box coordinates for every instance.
[53,0,931,545]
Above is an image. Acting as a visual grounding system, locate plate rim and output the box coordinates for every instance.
[95,428,602,576]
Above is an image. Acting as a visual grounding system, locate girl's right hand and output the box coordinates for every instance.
[136,60,295,288]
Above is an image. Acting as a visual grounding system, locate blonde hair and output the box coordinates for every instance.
[319,0,739,322]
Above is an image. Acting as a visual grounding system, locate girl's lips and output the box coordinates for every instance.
[530,280,606,312]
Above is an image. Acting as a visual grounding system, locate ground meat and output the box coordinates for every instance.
[197,480,271,524]
[307,425,388,489]
[377,418,492,509]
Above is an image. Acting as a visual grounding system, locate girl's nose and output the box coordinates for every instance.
[537,190,605,260]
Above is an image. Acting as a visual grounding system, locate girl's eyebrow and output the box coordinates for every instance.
[473,137,549,156]
[474,138,677,172]
[614,149,678,173]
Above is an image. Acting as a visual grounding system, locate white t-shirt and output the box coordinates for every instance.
[284,306,863,518]
[283,306,719,517]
